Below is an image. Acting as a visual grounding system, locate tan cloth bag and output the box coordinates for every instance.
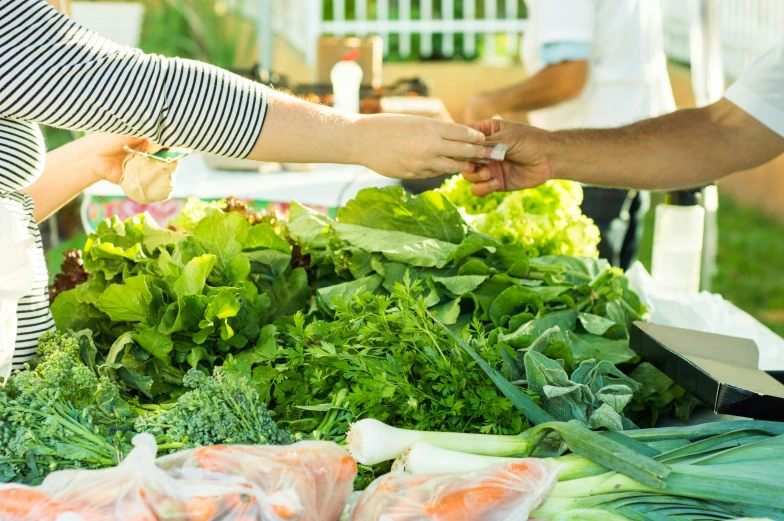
[120,143,179,204]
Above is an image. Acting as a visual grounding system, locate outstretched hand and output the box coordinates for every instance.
[461,119,554,197]
[357,115,489,180]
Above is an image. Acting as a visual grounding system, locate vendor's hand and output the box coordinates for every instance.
[461,119,554,197]
[356,115,488,179]
[463,93,500,125]
[84,134,149,185]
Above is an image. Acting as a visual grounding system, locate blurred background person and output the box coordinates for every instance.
[463,0,676,269]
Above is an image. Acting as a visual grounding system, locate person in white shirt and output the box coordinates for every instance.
[464,0,676,269]
[461,43,784,198]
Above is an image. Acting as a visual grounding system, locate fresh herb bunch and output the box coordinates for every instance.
[439,176,601,258]
[251,277,528,442]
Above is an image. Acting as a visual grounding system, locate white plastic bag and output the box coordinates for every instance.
[626,262,784,371]
[0,205,36,380]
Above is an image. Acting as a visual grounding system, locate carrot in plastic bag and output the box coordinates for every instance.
[37,434,274,521]
[159,441,357,521]
[0,486,110,521]
[350,459,559,521]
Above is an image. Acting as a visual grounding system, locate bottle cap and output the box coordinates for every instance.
[664,188,703,206]
[342,50,361,61]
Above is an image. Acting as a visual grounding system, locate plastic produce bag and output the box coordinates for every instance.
[157,441,358,521]
[38,434,283,521]
[626,262,784,371]
[0,485,107,521]
[349,459,559,521]
[0,204,36,381]
[0,434,281,521]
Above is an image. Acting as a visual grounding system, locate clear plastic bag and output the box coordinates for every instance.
[349,459,559,521]
[0,484,108,521]
[157,441,358,521]
[36,434,282,521]
[0,436,356,521]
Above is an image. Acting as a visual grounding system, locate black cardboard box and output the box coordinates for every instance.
[630,322,784,421]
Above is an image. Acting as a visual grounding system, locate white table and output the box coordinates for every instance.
[81,154,399,232]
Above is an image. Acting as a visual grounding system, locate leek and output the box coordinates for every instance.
[345,418,529,465]
[533,431,784,521]
[400,442,607,481]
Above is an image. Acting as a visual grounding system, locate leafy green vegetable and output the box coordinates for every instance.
[0,331,137,484]
[254,278,529,443]
[51,211,300,400]
[135,367,294,450]
[440,176,601,258]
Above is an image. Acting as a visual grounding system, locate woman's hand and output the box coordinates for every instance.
[353,115,488,179]
[84,134,149,185]
[461,119,554,196]
[25,133,148,223]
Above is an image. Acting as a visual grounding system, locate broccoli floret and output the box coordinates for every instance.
[136,367,293,450]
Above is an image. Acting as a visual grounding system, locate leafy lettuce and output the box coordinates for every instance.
[439,176,601,258]
[51,211,308,399]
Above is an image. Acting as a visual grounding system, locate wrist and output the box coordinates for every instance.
[538,129,564,182]
[345,115,376,167]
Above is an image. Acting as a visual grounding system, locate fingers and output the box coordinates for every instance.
[429,158,474,175]
[438,141,489,161]
[470,180,501,197]
[461,168,493,184]
[438,122,486,144]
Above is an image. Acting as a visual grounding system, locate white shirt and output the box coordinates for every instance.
[522,0,676,131]
[724,42,784,138]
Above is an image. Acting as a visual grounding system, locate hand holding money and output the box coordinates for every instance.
[453,143,509,164]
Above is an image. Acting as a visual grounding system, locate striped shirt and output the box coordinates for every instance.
[1,0,269,369]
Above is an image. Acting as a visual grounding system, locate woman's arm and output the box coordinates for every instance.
[1,0,486,180]
[24,134,146,223]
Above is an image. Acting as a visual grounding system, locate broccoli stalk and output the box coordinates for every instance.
[0,332,137,484]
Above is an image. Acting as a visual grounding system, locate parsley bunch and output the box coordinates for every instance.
[258,277,530,443]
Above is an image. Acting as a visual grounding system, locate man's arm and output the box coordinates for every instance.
[464,61,588,122]
[465,98,784,195]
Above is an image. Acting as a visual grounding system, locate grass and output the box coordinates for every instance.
[638,194,784,338]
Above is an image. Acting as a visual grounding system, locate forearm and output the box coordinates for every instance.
[245,91,363,164]
[545,99,784,190]
[24,139,99,223]
[485,62,587,113]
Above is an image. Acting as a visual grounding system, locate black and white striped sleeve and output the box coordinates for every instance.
[0,0,268,159]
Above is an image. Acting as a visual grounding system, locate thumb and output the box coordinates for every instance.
[468,119,503,138]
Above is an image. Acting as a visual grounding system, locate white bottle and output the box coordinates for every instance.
[330,50,363,114]
[651,189,705,295]
[0,205,36,380]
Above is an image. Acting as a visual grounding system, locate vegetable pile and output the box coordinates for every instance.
[7,181,699,492]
